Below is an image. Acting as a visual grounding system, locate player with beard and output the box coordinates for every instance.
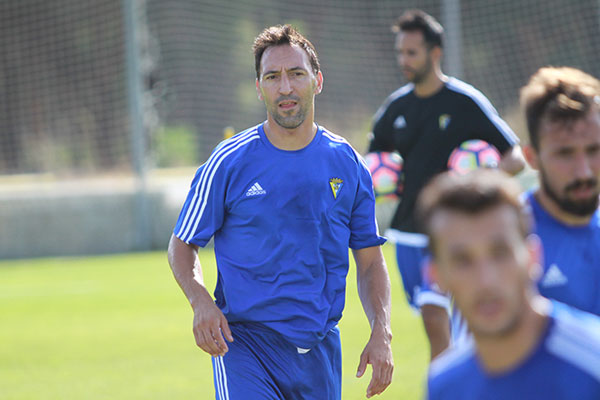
[168,25,393,399]
[368,9,525,359]
[419,170,600,399]
[520,67,600,316]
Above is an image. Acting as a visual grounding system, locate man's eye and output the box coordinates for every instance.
[451,255,473,269]
[587,144,600,156]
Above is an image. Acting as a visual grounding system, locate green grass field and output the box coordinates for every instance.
[0,243,428,399]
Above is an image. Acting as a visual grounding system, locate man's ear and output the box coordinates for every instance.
[523,144,539,170]
[256,78,263,101]
[430,46,443,65]
[314,71,323,95]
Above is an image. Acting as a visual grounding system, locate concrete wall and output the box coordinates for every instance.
[0,174,190,260]
[0,169,538,260]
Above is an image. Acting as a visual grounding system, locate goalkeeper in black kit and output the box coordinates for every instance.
[367,9,525,359]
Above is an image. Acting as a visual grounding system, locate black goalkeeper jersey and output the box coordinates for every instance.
[369,77,519,234]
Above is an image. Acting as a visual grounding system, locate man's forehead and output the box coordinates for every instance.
[539,111,600,144]
[396,30,426,47]
[431,206,519,247]
[261,44,310,71]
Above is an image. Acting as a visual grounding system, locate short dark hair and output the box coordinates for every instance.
[520,66,600,150]
[417,169,530,255]
[252,24,320,79]
[392,9,443,49]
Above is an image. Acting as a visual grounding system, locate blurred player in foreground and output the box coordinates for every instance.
[368,9,524,359]
[520,66,600,315]
[168,24,393,399]
[418,170,600,400]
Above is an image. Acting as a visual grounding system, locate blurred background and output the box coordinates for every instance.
[1,0,599,259]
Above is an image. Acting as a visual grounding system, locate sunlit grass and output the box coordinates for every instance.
[0,243,427,399]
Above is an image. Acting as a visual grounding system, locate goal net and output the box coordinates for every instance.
[1,0,598,174]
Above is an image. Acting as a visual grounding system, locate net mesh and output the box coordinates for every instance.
[0,0,129,174]
[0,0,599,175]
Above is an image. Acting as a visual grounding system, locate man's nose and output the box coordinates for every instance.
[573,152,594,180]
[279,74,292,94]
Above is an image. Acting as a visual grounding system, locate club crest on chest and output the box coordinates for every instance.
[329,178,343,199]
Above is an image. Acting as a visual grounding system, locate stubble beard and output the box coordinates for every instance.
[469,302,523,340]
[273,107,306,129]
[269,96,311,130]
[539,167,599,217]
[405,54,433,85]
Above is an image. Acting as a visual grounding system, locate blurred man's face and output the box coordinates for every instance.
[534,111,600,218]
[430,205,536,338]
[395,31,434,84]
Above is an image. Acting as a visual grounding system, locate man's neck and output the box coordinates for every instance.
[534,189,594,226]
[263,119,317,151]
[413,71,447,98]
[474,296,550,374]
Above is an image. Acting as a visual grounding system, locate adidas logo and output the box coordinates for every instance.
[393,115,407,129]
[540,263,568,288]
[246,182,266,197]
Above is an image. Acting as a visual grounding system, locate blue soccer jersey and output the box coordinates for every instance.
[525,192,600,315]
[427,302,600,400]
[174,123,385,349]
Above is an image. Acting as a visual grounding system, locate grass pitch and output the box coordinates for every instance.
[0,243,427,399]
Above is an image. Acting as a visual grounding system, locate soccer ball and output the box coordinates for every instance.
[365,152,403,201]
[447,140,501,175]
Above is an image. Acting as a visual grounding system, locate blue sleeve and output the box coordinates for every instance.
[349,153,387,249]
[173,158,228,247]
[426,372,451,400]
[426,378,435,400]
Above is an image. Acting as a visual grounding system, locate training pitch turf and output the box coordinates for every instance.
[0,243,427,399]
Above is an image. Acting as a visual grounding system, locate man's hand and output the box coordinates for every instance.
[356,326,394,398]
[167,235,234,357]
[192,297,234,357]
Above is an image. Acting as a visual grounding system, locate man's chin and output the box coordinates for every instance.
[470,320,515,339]
[560,193,599,216]
[402,72,415,82]
[274,118,303,130]
[566,202,599,216]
